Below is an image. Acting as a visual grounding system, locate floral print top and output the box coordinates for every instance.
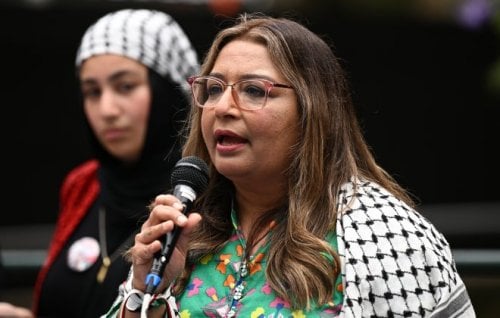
[176,209,343,317]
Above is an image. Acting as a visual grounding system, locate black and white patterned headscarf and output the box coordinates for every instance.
[74,9,200,221]
[75,8,198,93]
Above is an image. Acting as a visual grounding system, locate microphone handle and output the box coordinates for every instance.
[144,196,193,295]
[144,226,182,294]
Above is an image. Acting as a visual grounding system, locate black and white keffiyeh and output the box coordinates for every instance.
[336,180,475,317]
[75,9,198,93]
[102,179,476,318]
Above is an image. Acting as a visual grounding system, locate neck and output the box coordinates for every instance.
[235,187,285,239]
[98,151,178,220]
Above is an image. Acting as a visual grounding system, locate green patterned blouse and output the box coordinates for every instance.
[176,209,343,317]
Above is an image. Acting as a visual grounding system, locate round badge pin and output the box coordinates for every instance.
[67,236,100,272]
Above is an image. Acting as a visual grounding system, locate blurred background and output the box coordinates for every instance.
[0,0,499,316]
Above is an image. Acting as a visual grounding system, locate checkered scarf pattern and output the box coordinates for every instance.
[336,180,475,317]
[101,179,476,317]
[75,9,199,93]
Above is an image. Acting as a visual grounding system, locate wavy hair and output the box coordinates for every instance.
[177,13,414,309]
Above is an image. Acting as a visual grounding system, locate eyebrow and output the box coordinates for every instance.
[81,69,142,85]
[208,72,279,82]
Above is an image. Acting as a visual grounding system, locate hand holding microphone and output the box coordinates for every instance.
[128,156,208,307]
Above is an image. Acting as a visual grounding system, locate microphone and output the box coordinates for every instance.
[144,156,209,295]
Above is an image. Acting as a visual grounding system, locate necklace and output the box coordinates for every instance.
[225,220,277,317]
[226,255,249,317]
[96,207,135,283]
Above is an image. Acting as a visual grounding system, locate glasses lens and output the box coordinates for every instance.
[192,77,224,107]
[191,77,270,109]
[236,80,268,109]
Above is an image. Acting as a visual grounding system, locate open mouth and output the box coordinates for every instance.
[217,135,247,145]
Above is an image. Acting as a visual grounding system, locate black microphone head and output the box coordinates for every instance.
[171,156,209,196]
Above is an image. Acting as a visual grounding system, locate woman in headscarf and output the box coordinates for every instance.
[32,9,199,318]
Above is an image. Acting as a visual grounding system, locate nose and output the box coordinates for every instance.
[99,88,121,117]
[213,84,239,115]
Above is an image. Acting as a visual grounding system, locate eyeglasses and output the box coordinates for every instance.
[187,76,293,110]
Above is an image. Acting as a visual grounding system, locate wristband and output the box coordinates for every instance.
[125,291,144,312]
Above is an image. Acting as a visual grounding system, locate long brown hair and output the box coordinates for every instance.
[178,13,414,309]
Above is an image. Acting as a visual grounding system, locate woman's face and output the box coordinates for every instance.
[80,54,151,163]
[201,39,299,190]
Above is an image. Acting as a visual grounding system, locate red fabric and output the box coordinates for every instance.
[32,159,100,314]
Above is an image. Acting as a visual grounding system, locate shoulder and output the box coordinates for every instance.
[63,159,99,183]
[60,159,100,199]
[336,179,443,250]
[62,160,99,187]
[336,179,475,317]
